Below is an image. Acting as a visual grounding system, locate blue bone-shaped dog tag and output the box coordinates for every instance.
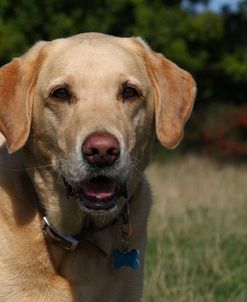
[112,249,140,269]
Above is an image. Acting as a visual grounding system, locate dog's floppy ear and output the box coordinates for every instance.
[0,41,47,153]
[134,38,196,149]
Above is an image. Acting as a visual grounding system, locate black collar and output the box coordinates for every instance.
[41,216,80,252]
[41,201,131,256]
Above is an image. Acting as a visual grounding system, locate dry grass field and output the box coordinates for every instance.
[144,154,247,302]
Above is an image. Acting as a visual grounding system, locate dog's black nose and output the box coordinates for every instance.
[82,132,120,167]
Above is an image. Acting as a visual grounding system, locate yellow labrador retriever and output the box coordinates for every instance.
[0,33,196,301]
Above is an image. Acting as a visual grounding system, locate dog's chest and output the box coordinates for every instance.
[60,243,144,302]
[42,222,143,302]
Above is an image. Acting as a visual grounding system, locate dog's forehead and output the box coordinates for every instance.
[40,36,146,85]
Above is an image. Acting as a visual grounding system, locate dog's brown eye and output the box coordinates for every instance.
[123,86,139,100]
[50,87,71,101]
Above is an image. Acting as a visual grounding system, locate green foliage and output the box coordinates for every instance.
[222,48,247,82]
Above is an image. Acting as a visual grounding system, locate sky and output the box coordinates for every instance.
[185,0,242,12]
[209,0,240,11]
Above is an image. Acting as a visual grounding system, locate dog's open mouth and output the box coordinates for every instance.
[80,176,118,210]
[63,176,126,211]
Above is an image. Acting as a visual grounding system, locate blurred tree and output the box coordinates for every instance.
[219,0,247,103]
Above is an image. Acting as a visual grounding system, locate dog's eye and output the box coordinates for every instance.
[50,87,71,101]
[122,86,139,100]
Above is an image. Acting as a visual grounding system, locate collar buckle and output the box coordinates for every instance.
[41,216,79,251]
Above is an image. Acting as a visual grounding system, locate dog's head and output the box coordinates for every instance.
[0,33,196,234]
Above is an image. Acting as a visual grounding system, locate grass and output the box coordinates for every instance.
[144,154,247,302]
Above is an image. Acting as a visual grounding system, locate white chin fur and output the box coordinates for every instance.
[79,197,126,229]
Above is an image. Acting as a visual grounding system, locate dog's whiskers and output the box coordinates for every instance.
[130,147,146,167]
[0,163,56,172]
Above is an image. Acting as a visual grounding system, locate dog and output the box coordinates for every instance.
[0,33,196,301]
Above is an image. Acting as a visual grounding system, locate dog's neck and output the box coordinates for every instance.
[40,197,131,255]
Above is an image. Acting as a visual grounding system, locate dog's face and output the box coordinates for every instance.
[0,33,196,234]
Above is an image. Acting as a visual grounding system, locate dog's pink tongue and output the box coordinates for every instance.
[82,178,117,202]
